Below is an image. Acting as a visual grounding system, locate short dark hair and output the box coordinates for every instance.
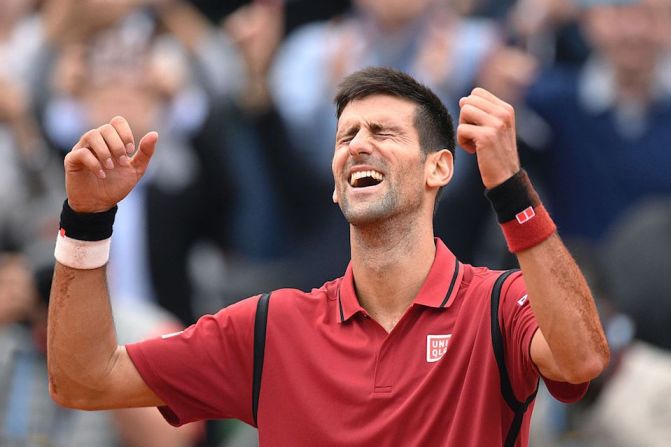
[334,67,455,159]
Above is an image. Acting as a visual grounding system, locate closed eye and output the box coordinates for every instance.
[372,132,395,141]
[336,137,353,149]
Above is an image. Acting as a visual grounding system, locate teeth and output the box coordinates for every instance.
[350,170,384,185]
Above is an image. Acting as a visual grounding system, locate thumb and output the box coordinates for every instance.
[132,131,158,175]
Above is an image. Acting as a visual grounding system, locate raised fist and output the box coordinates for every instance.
[457,88,521,189]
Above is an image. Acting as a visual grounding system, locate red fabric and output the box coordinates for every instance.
[501,204,557,253]
[499,273,589,404]
[126,239,587,446]
[126,298,257,426]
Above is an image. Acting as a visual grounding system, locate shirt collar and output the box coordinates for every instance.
[579,56,671,115]
[337,238,463,323]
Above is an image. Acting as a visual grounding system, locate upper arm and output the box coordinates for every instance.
[498,272,565,385]
[106,346,165,408]
[87,346,165,410]
[500,272,591,402]
[500,273,573,382]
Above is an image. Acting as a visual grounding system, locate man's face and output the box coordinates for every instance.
[584,1,666,74]
[332,95,428,226]
[354,0,433,29]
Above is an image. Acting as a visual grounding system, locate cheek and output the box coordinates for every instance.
[332,150,346,176]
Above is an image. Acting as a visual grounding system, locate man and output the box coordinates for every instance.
[47,67,608,446]
[271,0,513,267]
[522,0,671,243]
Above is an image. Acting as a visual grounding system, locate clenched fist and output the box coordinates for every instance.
[457,88,520,189]
[64,116,157,213]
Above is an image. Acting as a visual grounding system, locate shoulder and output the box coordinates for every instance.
[197,278,340,329]
[459,264,517,289]
[253,278,342,333]
[458,265,527,306]
[265,278,339,311]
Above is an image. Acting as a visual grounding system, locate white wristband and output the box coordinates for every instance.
[54,230,111,269]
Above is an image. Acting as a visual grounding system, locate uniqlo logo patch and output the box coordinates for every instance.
[515,206,536,224]
[426,334,452,363]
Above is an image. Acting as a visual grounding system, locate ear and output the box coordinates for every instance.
[332,187,339,204]
[426,149,453,190]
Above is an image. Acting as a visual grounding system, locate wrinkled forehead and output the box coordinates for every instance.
[336,95,418,130]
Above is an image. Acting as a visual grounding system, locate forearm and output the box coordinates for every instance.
[47,263,120,407]
[457,88,609,382]
[517,234,610,382]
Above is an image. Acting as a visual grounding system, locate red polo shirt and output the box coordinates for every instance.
[126,239,587,446]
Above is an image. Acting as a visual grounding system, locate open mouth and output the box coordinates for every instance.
[349,170,384,188]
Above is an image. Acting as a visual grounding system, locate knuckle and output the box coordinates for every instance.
[483,128,497,140]
[98,123,114,134]
[110,115,126,127]
[500,107,514,123]
[81,129,96,142]
[83,129,102,145]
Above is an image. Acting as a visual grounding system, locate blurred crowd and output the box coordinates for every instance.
[0,0,670,445]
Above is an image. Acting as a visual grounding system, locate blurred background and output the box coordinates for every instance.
[0,0,670,445]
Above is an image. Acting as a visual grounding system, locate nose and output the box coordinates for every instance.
[348,130,373,157]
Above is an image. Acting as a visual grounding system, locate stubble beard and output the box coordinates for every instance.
[338,177,425,229]
[339,186,399,227]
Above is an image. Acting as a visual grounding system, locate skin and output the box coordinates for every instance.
[582,1,666,105]
[48,90,609,411]
[332,95,453,329]
[457,89,609,382]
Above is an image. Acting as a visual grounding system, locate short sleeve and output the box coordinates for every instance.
[499,272,588,403]
[125,295,259,426]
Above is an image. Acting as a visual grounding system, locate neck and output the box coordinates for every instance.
[350,213,436,331]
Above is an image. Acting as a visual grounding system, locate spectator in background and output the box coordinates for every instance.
[0,75,61,266]
[0,0,63,268]
[156,0,330,298]
[0,253,200,446]
[0,0,44,91]
[507,0,590,67]
[522,0,671,245]
[575,199,671,446]
[38,1,315,324]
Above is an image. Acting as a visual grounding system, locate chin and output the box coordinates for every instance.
[339,200,396,227]
[344,212,387,227]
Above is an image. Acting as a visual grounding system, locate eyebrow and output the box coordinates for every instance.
[335,124,359,141]
[368,121,404,134]
[336,121,404,141]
